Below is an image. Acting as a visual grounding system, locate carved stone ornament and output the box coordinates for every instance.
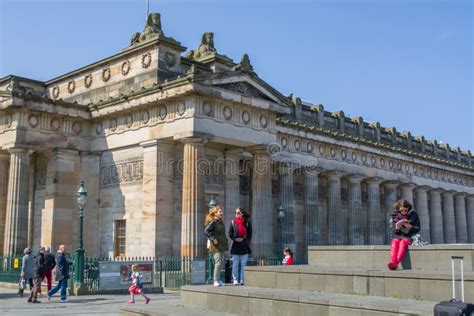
[190,32,217,59]
[109,118,118,131]
[130,13,164,45]
[50,118,60,131]
[405,164,410,173]
[126,115,134,128]
[28,115,38,128]
[5,115,12,128]
[330,147,337,158]
[389,160,394,169]
[307,142,314,153]
[351,152,357,161]
[141,111,150,124]
[281,137,288,148]
[67,80,75,94]
[341,149,347,159]
[95,122,103,135]
[397,162,402,171]
[380,158,385,167]
[242,111,250,124]
[84,74,93,88]
[294,139,301,151]
[164,52,176,68]
[121,60,130,75]
[72,121,82,135]
[259,115,268,128]
[371,156,376,166]
[319,145,325,155]
[142,53,152,69]
[52,86,60,99]
[223,106,232,120]
[100,160,143,187]
[102,68,111,82]
[177,102,186,116]
[202,101,212,116]
[361,154,367,163]
[158,105,167,120]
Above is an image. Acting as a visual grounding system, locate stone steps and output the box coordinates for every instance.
[180,285,437,316]
[308,244,474,271]
[244,265,474,302]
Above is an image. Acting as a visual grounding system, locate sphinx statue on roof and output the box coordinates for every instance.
[187,32,216,59]
[130,13,164,45]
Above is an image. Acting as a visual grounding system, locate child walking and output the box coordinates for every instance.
[128,264,150,304]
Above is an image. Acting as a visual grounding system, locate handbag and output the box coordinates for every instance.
[19,277,26,290]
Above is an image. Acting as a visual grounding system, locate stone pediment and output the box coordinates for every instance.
[214,81,274,102]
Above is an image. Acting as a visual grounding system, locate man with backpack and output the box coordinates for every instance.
[27,246,45,303]
[43,246,56,291]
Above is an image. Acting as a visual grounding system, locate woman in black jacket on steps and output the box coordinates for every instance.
[228,208,252,285]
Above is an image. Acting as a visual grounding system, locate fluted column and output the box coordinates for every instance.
[326,171,344,245]
[347,175,364,245]
[400,183,416,204]
[442,191,456,243]
[181,138,207,258]
[467,195,474,243]
[279,163,295,251]
[367,177,383,245]
[415,186,430,243]
[454,193,468,243]
[383,181,399,243]
[305,167,322,247]
[251,148,273,257]
[224,151,241,229]
[3,148,33,256]
[0,153,10,252]
[429,189,444,244]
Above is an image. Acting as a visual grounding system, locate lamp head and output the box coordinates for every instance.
[77,180,88,207]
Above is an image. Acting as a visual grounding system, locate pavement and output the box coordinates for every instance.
[0,287,186,316]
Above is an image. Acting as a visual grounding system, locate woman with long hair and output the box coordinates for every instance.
[204,205,229,287]
[228,208,252,285]
[387,199,420,270]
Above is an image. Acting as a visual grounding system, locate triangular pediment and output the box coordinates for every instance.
[210,73,291,107]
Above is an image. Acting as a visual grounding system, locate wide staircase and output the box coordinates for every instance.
[181,244,474,315]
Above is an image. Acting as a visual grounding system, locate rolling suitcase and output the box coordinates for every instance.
[434,256,474,315]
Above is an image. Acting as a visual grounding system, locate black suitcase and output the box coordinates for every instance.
[434,256,474,316]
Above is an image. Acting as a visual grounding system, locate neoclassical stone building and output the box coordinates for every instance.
[0,13,473,260]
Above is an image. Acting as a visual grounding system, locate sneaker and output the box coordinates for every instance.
[233,280,239,285]
[47,295,51,301]
[27,298,32,303]
[240,282,244,286]
[213,281,222,287]
[32,300,41,304]
[127,300,135,304]
[60,299,70,303]
[145,298,150,304]
[218,280,223,286]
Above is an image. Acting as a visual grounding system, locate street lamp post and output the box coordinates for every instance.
[74,180,88,295]
[277,204,285,260]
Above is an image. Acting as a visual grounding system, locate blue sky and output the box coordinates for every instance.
[1,0,472,150]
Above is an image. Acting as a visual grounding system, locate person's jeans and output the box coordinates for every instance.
[390,238,412,266]
[48,278,68,300]
[213,252,224,283]
[232,254,248,283]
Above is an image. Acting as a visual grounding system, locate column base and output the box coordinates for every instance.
[73,283,89,296]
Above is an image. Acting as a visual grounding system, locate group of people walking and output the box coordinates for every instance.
[19,244,70,303]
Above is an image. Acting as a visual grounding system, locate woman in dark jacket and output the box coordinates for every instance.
[228,208,252,285]
[387,199,420,270]
[204,205,229,287]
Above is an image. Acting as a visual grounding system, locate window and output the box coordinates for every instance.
[114,220,126,257]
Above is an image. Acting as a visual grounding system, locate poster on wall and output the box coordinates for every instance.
[119,263,153,285]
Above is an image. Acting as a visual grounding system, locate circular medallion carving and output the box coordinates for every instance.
[307,142,314,153]
[236,83,247,94]
[141,111,150,124]
[223,106,232,120]
[84,74,93,88]
[52,86,60,99]
[126,115,133,128]
[389,160,394,169]
[405,164,410,173]
[142,53,152,69]
[319,145,325,155]
[330,147,337,158]
[281,137,288,148]
[67,80,75,94]
[420,168,425,176]
[351,152,357,162]
[121,60,130,75]
[413,165,418,174]
[95,122,103,135]
[102,68,111,82]
[380,158,385,167]
[158,106,167,120]
[242,111,250,124]
[50,118,60,131]
[72,121,82,135]
[294,140,301,151]
[259,115,268,128]
[361,154,367,163]
[177,102,186,116]
[109,118,117,131]
[28,115,38,128]
[202,102,212,116]
[371,156,376,166]
[427,169,432,177]
[5,115,12,128]
[341,150,347,159]
[397,162,401,171]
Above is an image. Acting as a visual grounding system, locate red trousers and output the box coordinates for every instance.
[390,238,412,266]
[43,269,53,291]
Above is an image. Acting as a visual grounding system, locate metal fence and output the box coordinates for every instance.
[0,255,22,283]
